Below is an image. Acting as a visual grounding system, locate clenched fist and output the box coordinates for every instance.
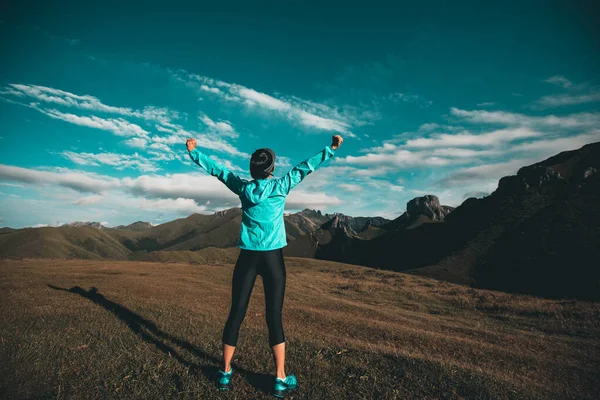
[186,138,197,152]
[331,135,343,150]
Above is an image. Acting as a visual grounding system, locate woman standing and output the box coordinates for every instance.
[186,135,343,398]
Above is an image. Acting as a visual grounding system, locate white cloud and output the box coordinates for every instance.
[437,158,533,187]
[240,88,291,111]
[388,92,432,107]
[338,148,472,169]
[6,84,135,115]
[338,183,364,192]
[545,75,573,89]
[150,131,249,159]
[199,112,238,138]
[509,131,600,155]
[174,70,357,136]
[3,84,183,131]
[285,190,343,210]
[450,107,600,129]
[0,164,120,193]
[41,109,149,137]
[200,84,221,94]
[529,76,600,109]
[405,127,541,148]
[72,194,104,205]
[60,151,160,172]
[124,137,148,149]
[209,155,245,172]
[533,92,600,108]
[276,156,292,167]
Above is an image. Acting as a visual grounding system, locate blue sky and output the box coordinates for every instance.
[1,1,599,228]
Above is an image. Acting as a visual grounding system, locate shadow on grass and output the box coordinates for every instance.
[47,284,273,395]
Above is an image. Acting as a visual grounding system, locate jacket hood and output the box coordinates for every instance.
[241,179,274,204]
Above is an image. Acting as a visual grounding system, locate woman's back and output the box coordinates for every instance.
[187,138,340,251]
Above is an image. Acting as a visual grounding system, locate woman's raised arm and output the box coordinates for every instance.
[186,138,245,196]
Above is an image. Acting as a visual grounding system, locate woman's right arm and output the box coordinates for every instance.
[275,135,343,195]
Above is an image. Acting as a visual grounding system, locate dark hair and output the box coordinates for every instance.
[250,148,276,179]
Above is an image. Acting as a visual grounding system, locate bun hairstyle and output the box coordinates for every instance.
[250,148,276,179]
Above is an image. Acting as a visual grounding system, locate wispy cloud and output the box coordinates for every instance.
[199,112,238,138]
[450,107,600,129]
[2,83,183,130]
[531,75,600,109]
[173,70,358,137]
[0,164,119,193]
[339,148,473,168]
[388,92,432,107]
[405,127,541,148]
[338,183,364,192]
[124,137,148,149]
[2,83,249,160]
[533,92,600,108]
[436,158,539,189]
[42,109,150,137]
[545,75,574,89]
[0,163,342,214]
[60,151,160,172]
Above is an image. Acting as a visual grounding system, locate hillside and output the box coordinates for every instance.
[1,258,598,399]
[326,142,600,300]
[0,206,390,260]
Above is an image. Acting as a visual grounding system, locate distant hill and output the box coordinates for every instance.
[61,221,106,229]
[114,221,154,231]
[326,142,600,300]
[0,205,390,262]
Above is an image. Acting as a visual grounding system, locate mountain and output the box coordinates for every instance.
[0,205,389,261]
[114,221,154,231]
[61,221,106,229]
[328,142,599,300]
[0,226,132,260]
[381,195,454,231]
[282,209,392,257]
[0,209,244,260]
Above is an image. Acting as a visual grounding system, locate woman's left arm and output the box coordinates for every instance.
[186,138,244,196]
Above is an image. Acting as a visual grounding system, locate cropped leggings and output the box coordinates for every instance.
[222,247,286,347]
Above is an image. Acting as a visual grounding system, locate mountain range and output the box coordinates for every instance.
[1,142,598,300]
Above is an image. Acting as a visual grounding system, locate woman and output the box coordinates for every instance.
[186,134,343,398]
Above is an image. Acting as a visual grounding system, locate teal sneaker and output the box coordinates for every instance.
[273,375,297,398]
[217,367,233,390]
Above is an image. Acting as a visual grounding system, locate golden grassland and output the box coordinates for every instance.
[0,258,598,399]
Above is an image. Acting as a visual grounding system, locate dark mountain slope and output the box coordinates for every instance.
[410,142,600,300]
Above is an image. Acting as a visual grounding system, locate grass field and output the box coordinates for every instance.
[1,258,598,399]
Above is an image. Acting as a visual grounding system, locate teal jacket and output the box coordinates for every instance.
[188,145,337,251]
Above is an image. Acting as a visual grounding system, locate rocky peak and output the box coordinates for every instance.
[497,142,600,195]
[406,195,453,221]
[214,207,241,217]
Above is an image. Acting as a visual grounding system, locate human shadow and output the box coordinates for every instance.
[47,284,273,395]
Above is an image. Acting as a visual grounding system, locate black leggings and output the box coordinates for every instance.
[222,248,286,347]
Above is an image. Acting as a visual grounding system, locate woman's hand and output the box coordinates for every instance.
[186,138,197,152]
[331,135,343,150]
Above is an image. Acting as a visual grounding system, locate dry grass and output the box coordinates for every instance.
[0,258,598,399]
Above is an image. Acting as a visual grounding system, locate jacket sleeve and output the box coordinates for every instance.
[275,145,336,195]
[188,149,244,196]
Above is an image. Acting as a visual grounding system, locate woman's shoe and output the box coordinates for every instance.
[273,374,297,398]
[217,367,233,390]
